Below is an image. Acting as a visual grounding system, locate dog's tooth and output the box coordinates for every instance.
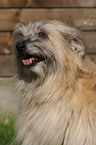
[30,59,31,63]
[30,59,33,64]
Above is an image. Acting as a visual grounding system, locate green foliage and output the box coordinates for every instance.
[0,115,16,145]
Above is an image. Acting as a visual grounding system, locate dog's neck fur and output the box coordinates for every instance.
[16,58,96,145]
[18,62,80,105]
[16,69,75,145]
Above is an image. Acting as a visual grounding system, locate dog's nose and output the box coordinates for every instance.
[16,41,26,55]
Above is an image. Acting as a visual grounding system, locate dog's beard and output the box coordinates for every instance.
[13,20,85,83]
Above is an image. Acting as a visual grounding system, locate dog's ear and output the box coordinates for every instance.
[14,23,24,30]
[63,30,86,59]
[57,22,86,59]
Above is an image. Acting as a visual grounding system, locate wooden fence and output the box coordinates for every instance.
[0,0,96,77]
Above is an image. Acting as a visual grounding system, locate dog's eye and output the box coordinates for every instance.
[38,31,47,39]
[19,33,24,38]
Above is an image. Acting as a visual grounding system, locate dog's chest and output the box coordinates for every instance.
[18,102,71,145]
[18,100,96,145]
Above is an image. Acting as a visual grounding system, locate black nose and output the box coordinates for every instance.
[16,41,26,55]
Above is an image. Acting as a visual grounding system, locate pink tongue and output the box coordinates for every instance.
[22,58,35,65]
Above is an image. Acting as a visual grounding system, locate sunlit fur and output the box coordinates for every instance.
[13,20,96,145]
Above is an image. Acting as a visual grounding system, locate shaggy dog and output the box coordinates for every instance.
[13,20,96,145]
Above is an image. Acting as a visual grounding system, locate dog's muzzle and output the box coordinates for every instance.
[15,40,46,67]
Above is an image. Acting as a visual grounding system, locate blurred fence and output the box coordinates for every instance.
[0,0,96,77]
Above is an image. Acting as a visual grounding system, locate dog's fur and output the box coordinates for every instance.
[13,20,96,145]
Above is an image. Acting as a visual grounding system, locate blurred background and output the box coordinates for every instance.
[0,0,96,119]
[0,0,96,144]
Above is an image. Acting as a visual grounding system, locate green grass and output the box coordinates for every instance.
[0,115,16,145]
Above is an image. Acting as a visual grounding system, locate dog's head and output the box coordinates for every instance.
[13,20,86,82]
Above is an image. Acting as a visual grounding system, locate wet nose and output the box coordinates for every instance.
[16,41,26,55]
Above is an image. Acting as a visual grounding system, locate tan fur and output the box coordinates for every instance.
[13,20,96,145]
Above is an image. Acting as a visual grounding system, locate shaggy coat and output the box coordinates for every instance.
[13,20,96,145]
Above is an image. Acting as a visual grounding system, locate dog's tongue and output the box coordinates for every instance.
[22,57,35,65]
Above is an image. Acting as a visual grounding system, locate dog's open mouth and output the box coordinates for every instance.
[22,54,45,67]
